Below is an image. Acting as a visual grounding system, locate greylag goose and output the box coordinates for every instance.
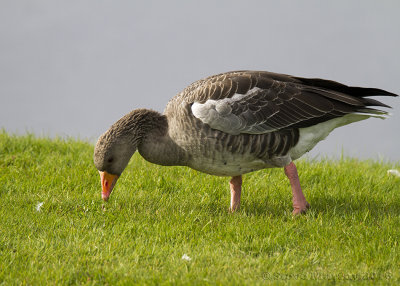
[94,70,397,214]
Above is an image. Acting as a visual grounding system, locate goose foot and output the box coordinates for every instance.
[284,162,310,215]
[229,175,242,212]
[293,201,311,215]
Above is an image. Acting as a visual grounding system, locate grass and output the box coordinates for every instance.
[1,131,400,285]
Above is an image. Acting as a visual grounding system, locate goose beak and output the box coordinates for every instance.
[99,171,119,201]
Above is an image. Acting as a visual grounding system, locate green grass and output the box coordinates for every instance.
[1,131,400,285]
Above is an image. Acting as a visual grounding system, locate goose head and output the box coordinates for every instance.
[94,109,165,201]
[94,128,137,201]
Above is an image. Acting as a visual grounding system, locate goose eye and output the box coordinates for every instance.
[107,157,114,163]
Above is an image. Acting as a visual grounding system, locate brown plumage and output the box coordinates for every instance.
[94,70,397,214]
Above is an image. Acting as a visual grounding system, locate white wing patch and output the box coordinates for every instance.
[191,87,263,134]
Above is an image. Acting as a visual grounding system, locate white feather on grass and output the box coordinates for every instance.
[181,254,191,261]
[36,202,44,212]
[387,169,400,177]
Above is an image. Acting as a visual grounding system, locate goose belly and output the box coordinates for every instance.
[168,112,298,176]
[185,137,293,176]
[187,151,274,176]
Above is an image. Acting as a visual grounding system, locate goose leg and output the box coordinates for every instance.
[229,175,242,212]
[284,162,310,215]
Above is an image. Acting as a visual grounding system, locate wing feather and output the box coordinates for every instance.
[185,71,397,135]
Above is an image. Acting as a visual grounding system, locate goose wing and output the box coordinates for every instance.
[187,71,395,135]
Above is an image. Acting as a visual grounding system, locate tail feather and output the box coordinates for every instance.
[356,108,390,119]
[295,77,398,100]
[360,97,392,108]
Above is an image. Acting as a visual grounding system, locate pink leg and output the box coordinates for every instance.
[284,162,310,215]
[229,175,242,212]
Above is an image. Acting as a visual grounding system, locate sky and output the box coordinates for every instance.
[1,1,399,161]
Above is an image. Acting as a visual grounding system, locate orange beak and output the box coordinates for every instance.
[99,171,119,201]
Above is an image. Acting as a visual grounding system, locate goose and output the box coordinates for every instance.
[94,70,397,214]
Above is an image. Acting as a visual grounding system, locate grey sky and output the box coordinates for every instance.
[1,1,399,160]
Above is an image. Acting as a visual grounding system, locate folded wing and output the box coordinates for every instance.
[189,71,395,135]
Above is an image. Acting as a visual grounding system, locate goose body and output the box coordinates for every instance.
[94,70,397,214]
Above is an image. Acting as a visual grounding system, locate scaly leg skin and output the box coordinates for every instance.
[229,175,242,212]
[284,162,310,215]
